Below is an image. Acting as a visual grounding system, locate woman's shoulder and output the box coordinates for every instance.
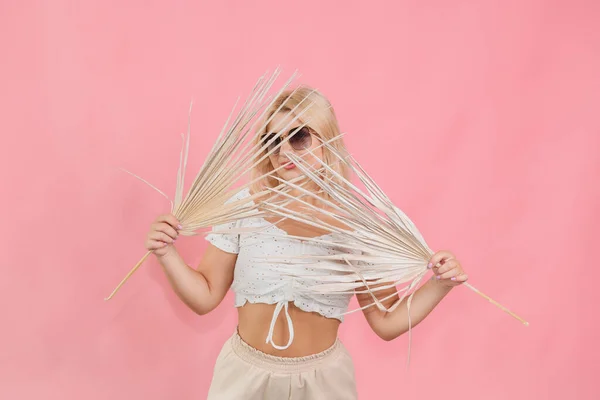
[225,187,252,204]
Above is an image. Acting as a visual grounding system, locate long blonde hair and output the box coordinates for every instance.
[250,85,350,195]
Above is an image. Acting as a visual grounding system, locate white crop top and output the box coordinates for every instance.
[205,188,353,350]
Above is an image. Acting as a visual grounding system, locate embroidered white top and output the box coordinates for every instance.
[205,188,353,350]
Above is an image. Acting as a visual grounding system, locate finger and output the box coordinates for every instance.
[436,267,461,280]
[149,231,175,244]
[453,273,469,283]
[154,223,179,240]
[428,251,454,269]
[157,214,182,230]
[147,240,167,250]
[436,259,459,275]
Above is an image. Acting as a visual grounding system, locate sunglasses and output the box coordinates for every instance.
[262,126,313,154]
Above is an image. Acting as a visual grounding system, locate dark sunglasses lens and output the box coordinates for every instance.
[289,127,312,151]
[263,134,281,153]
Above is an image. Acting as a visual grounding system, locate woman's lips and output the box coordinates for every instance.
[282,161,296,170]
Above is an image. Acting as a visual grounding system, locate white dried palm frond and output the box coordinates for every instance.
[256,143,528,328]
[104,68,326,300]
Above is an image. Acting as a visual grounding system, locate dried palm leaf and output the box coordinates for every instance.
[104,69,327,300]
[255,143,529,327]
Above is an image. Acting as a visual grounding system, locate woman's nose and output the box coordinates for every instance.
[279,138,294,154]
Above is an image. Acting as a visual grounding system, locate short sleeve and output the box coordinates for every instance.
[205,220,240,254]
[204,188,252,255]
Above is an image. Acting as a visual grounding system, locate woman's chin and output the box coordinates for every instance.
[276,169,303,182]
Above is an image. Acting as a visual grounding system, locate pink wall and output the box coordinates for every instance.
[1,1,598,399]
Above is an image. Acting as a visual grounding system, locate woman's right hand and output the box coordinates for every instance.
[145,214,182,257]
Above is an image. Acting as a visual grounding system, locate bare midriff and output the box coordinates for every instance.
[237,302,341,357]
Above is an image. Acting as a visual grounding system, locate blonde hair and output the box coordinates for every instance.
[250,85,350,195]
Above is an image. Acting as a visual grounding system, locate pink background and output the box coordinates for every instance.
[1,1,598,399]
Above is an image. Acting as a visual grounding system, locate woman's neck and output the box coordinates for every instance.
[287,183,324,208]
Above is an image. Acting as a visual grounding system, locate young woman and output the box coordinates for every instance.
[145,87,468,399]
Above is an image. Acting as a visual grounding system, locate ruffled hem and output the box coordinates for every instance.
[234,295,345,322]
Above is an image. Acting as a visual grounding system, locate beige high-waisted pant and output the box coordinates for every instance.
[207,332,358,400]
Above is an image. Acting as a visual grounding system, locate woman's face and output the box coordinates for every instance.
[265,112,324,182]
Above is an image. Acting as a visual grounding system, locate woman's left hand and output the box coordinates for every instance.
[428,251,468,287]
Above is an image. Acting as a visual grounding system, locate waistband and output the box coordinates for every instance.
[229,332,346,373]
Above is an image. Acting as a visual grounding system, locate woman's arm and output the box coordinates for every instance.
[146,213,237,315]
[157,244,237,315]
[358,251,468,341]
